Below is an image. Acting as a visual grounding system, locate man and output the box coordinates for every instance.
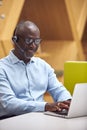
[0,21,71,119]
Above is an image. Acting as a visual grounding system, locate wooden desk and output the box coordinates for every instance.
[0,112,87,130]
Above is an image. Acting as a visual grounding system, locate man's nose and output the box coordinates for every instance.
[29,42,36,47]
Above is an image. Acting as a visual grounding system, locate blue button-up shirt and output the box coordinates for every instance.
[0,51,71,117]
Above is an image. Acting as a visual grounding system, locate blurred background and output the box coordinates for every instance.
[0,0,87,84]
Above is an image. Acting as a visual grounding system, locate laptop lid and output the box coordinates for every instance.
[44,83,87,118]
[67,83,87,118]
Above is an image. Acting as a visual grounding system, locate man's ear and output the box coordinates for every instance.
[12,36,18,43]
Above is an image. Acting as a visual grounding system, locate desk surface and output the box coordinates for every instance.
[0,112,87,130]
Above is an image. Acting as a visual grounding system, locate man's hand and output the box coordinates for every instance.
[45,100,71,112]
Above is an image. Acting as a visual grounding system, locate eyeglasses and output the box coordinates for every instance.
[19,36,42,45]
[25,38,42,45]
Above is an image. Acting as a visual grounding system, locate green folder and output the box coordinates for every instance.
[64,61,87,95]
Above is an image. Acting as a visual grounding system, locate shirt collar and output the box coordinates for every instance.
[9,50,35,64]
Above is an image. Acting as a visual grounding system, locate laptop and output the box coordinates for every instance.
[44,83,87,118]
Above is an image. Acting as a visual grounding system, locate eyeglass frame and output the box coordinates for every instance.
[18,35,42,45]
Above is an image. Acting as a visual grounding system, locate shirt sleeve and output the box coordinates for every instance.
[0,68,46,116]
[46,64,72,102]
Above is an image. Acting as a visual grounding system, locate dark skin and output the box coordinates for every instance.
[13,21,40,64]
[12,21,71,112]
[45,100,71,112]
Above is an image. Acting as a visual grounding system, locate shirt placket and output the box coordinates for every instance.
[25,64,34,101]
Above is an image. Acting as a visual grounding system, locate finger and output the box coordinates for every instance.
[57,102,69,109]
[57,102,61,107]
[55,105,61,111]
[63,100,71,106]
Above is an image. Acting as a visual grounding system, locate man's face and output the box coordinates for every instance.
[17,35,41,59]
[15,25,41,60]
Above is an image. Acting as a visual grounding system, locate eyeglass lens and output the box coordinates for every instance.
[25,38,42,45]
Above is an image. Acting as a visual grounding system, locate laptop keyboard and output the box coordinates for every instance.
[53,109,68,115]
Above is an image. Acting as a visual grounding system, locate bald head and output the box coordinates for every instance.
[14,21,40,38]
